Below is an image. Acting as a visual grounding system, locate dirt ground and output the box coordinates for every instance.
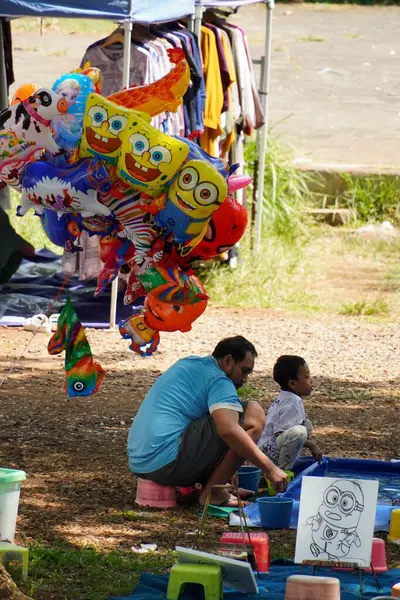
[0,308,399,558]
[9,4,400,166]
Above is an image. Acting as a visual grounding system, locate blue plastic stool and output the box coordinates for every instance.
[167,563,223,600]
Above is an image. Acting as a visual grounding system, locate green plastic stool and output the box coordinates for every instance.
[167,563,223,600]
[0,542,29,580]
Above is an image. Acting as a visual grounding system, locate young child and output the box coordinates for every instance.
[258,355,323,470]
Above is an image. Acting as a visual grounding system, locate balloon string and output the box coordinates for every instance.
[0,272,71,390]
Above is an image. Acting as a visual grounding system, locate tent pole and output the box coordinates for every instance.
[109,19,133,331]
[0,20,10,210]
[194,0,202,41]
[255,0,274,252]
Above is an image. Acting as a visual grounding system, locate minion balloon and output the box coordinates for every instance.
[145,139,231,256]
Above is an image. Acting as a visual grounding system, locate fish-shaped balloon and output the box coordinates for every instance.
[48,297,105,397]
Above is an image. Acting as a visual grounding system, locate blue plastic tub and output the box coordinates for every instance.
[238,466,261,493]
[257,496,294,529]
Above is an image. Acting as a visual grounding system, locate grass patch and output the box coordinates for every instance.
[340,173,400,224]
[14,542,175,600]
[298,35,326,42]
[6,189,62,254]
[201,235,318,313]
[244,137,315,240]
[340,298,389,317]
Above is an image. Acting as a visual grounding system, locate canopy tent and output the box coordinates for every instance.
[0,0,195,329]
[194,0,273,251]
[0,0,195,23]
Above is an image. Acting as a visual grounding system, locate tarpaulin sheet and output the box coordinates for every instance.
[110,566,400,600]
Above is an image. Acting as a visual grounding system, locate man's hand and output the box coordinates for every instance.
[267,466,288,493]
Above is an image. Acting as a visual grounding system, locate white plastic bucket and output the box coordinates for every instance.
[0,468,26,542]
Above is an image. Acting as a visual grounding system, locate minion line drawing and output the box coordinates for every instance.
[307,480,364,560]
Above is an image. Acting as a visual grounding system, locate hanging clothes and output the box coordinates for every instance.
[199,25,224,157]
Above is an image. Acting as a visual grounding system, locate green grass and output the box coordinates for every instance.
[298,35,326,43]
[340,298,389,317]
[244,137,314,240]
[201,234,318,313]
[13,542,175,600]
[340,173,400,224]
[7,189,62,254]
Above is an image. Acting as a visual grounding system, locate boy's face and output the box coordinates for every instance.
[289,363,313,397]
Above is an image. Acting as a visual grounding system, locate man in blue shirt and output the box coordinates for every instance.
[128,336,288,506]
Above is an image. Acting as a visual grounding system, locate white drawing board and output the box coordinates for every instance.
[294,476,379,567]
[175,546,259,594]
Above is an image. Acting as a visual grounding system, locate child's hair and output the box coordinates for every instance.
[273,355,306,390]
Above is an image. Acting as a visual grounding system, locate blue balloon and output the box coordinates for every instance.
[51,73,94,153]
[40,209,83,253]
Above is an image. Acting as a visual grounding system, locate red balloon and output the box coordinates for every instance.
[189,196,248,260]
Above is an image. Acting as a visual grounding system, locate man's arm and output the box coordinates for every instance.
[212,408,288,492]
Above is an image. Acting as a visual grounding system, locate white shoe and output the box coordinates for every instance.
[23,314,51,334]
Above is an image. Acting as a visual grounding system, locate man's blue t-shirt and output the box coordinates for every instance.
[127,355,242,474]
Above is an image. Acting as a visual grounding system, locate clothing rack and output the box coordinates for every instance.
[194,0,274,251]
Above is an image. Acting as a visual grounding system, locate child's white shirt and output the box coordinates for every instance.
[258,390,306,449]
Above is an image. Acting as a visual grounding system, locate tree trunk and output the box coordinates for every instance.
[0,563,33,600]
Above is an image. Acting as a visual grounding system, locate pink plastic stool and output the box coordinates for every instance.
[365,537,388,572]
[285,575,341,600]
[336,537,387,573]
[392,583,400,597]
[135,478,177,508]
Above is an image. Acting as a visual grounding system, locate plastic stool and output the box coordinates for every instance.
[135,478,177,508]
[220,531,270,572]
[392,583,400,597]
[0,542,29,580]
[388,509,400,543]
[365,538,388,572]
[167,563,222,600]
[285,574,341,600]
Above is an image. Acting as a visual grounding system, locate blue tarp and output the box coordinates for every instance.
[230,458,400,531]
[0,0,195,23]
[111,566,400,600]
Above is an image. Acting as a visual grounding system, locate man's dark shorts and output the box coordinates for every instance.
[135,405,247,487]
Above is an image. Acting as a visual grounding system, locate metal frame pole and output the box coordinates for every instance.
[255,0,274,251]
[109,19,133,330]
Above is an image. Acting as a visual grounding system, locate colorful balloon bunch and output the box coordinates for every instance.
[1,50,250,357]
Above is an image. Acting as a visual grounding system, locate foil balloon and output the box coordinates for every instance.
[143,138,229,255]
[119,314,160,357]
[40,209,83,253]
[80,93,131,165]
[0,88,68,166]
[96,234,136,297]
[144,275,208,333]
[51,73,95,153]
[228,174,252,193]
[117,112,189,196]
[19,157,112,217]
[11,83,41,105]
[48,297,105,397]
[188,195,248,260]
[71,62,103,94]
[109,48,190,116]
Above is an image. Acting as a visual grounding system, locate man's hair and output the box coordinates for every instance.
[212,336,257,362]
[273,355,306,390]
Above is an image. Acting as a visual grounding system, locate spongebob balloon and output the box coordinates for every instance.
[117,113,188,196]
[143,139,229,256]
[80,93,131,164]
[119,314,160,357]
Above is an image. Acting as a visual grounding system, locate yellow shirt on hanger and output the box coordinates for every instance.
[220,30,237,157]
[200,25,224,156]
